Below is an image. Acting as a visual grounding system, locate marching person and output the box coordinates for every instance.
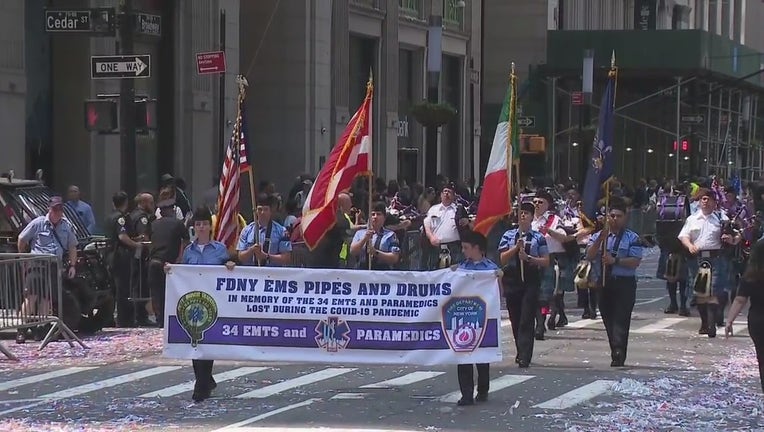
[16,196,78,343]
[237,193,292,267]
[105,191,143,327]
[147,199,190,328]
[725,239,764,392]
[586,197,643,367]
[678,188,740,337]
[532,190,574,333]
[349,202,401,270]
[499,201,550,368]
[454,230,499,406]
[167,207,236,402]
[423,184,470,269]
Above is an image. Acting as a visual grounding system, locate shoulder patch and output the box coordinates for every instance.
[141,216,148,225]
[117,217,125,226]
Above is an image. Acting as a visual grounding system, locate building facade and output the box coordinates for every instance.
[483,0,764,184]
[240,0,482,194]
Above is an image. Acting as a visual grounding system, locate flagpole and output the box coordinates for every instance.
[366,69,374,271]
[506,62,525,282]
[234,75,259,249]
[602,51,617,281]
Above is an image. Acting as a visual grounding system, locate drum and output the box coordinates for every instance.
[655,195,688,253]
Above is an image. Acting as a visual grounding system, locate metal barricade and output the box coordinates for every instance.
[0,253,88,361]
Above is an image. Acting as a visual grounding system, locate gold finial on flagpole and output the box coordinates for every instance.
[510,62,515,76]
[611,50,616,69]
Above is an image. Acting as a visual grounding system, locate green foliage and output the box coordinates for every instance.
[409,101,457,128]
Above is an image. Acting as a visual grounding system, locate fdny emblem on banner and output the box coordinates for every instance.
[441,297,488,352]
[315,316,351,352]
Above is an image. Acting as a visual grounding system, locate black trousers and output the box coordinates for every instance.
[599,276,637,359]
[112,259,133,326]
[748,313,764,392]
[147,259,166,327]
[193,360,214,388]
[457,363,489,399]
[505,282,539,364]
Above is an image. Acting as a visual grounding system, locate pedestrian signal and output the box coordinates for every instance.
[84,99,118,132]
[672,140,690,152]
[135,99,158,130]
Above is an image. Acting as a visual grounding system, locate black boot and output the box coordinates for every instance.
[715,294,727,327]
[706,304,717,338]
[697,304,709,335]
[556,295,568,327]
[588,292,598,319]
[664,282,678,313]
[678,282,690,316]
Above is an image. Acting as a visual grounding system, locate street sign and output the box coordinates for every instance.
[91,55,151,79]
[196,51,227,74]
[45,8,115,35]
[134,12,161,37]
[571,91,584,106]
[681,114,704,124]
[518,116,536,128]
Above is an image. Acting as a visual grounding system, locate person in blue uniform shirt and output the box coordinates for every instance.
[66,185,97,233]
[237,194,292,267]
[586,197,644,367]
[166,207,236,402]
[454,230,499,406]
[349,202,401,270]
[499,201,550,368]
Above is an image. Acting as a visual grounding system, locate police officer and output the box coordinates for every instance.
[237,194,292,267]
[169,207,236,402]
[350,202,401,270]
[499,201,550,368]
[678,188,740,337]
[16,196,79,342]
[147,199,190,328]
[586,197,643,367]
[129,193,155,326]
[105,192,142,327]
[454,230,499,406]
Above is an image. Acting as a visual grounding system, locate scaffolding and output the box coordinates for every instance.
[546,72,764,184]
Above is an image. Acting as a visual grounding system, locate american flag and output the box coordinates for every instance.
[214,106,247,249]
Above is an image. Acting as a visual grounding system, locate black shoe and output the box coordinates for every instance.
[192,383,212,402]
[556,316,568,327]
[699,326,708,335]
[610,350,625,367]
[457,398,474,406]
[664,305,678,314]
[610,358,625,367]
[534,332,545,341]
[707,324,716,338]
[515,355,520,364]
[475,392,488,402]
[547,315,557,331]
[15,330,26,344]
[518,360,530,368]
[678,308,690,317]
[581,311,592,319]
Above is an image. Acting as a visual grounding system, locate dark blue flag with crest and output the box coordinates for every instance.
[581,61,617,224]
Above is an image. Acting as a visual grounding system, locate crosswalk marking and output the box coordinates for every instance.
[330,392,367,400]
[0,367,97,392]
[566,318,602,329]
[139,367,269,398]
[439,374,534,403]
[360,371,445,389]
[731,321,749,336]
[235,368,355,399]
[38,366,182,400]
[632,317,686,334]
[533,379,615,409]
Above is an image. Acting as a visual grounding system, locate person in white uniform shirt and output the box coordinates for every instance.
[678,188,740,338]
[423,184,469,269]
[531,190,573,338]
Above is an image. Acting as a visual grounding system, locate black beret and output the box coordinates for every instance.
[519,202,535,213]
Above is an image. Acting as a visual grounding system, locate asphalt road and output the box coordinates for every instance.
[0,249,762,432]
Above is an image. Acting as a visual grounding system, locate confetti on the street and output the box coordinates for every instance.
[0,328,163,371]
[550,347,764,432]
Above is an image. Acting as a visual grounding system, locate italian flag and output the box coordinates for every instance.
[473,68,520,236]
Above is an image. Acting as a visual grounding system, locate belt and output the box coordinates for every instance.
[697,250,721,259]
[610,275,636,280]
[439,241,460,249]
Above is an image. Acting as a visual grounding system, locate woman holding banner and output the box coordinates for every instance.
[166,207,237,402]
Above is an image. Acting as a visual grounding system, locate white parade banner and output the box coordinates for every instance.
[163,265,503,365]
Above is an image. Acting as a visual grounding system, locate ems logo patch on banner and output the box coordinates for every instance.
[163,266,502,365]
[442,297,487,353]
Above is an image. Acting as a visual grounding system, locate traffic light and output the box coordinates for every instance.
[84,99,118,132]
[135,99,157,130]
[672,140,690,152]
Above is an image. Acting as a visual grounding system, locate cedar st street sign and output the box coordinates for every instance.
[91,55,151,79]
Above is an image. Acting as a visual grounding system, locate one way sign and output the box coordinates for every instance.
[91,55,151,79]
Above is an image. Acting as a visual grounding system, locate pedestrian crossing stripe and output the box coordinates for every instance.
[439,374,535,403]
[235,367,355,399]
[0,367,98,392]
[139,366,269,398]
[39,366,182,400]
[532,379,616,409]
[631,317,687,334]
[359,371,446,388]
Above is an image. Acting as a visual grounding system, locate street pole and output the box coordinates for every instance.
[218,9,226,169]
[675,77,681,181]
[550,76,557,181]
[119,0,137,198]
[425,0,443,188]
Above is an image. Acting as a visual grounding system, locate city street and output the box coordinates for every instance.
[0,250,762,431]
